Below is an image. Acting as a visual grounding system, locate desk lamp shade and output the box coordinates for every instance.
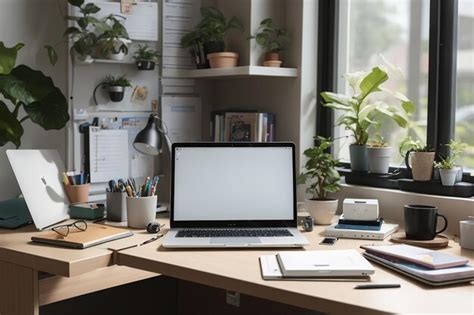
[133,115,162,156]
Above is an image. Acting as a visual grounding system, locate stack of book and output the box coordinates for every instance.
[335,214,384,231]
[361,244,474,286]
[210,111,275,142]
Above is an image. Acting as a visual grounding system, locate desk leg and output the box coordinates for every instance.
[0,260,39,315]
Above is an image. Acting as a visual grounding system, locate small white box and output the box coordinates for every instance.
[343,199,379,221]
[460,220,474,250]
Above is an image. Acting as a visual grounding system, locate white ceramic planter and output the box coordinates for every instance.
[439,168,458,186]
[304,199,339,225]
[367,146,392,174]
[74,54,94,65]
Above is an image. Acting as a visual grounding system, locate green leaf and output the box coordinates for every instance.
[64,26,80,36]
[391,113,408,128]
[320,92,352,106]
[0,42,24,75]
[0,100,23,148]
[82,3,100,14]
[323,103,353,111]
[401,101,415,115]
[358,104,375,123]
[44,45,58,66]
[343,71,367,92]
[0,65,69,130]
[68,0,84,7]
[357,67,388,101]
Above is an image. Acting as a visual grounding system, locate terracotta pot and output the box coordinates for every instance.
[304,199,339,225]
[207,52,239,68]
[263,60,282,67]
[65,184,90,204]
[265,52,279,61]
[408,151,435,181]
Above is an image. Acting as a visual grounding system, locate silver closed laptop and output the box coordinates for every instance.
[162,143,309,248]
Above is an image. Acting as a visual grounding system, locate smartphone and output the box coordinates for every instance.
[319,237,338,245]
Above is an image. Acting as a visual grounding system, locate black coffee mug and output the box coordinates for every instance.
[404,205,448,240]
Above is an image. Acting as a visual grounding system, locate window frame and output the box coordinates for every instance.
[316,0,474,190]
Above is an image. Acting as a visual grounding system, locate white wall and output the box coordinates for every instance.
[0,0,68,200]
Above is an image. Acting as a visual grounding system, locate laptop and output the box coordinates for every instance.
[162,142,309,248]
[7,149,69,230]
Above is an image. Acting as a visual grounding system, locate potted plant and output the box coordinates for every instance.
[367,135,391,174]
[434,140,468,186]
[133,44,160,70]
[181,7,243,69]
[321,66,414,172]
[400,137,435,181]
[297,137,341,225]
[96,14,131,60]
[93,74,132,103]
[47,0,101,64]
[0,42,69,147]
[249,18,290,67]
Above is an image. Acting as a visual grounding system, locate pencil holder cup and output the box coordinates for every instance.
[106,192,127,222]
[126,195,157,229]
[65,184,90,204]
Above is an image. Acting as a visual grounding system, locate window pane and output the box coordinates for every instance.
[335,0,430,166]
[456,0,474,171]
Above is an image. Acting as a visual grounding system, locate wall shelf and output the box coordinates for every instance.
[162,66,298,79]
[93,59,135,65]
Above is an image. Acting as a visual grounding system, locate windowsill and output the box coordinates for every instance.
[332,183,473,237]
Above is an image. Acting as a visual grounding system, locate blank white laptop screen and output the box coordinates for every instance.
[173,146,294,221]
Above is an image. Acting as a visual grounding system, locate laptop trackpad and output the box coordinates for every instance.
[211,237,261,245]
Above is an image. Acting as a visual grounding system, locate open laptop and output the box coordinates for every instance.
[7,149,69,230]
[162,142,309,248]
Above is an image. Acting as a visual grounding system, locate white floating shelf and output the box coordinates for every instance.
[93,59,135,65]
[162,66,298,79]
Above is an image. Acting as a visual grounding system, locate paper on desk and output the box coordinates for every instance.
[162,96,202,142]
[89,127,129,183]
[122,117,154,179]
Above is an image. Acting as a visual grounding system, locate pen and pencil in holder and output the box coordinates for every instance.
[63,171,89,204]
[106,177,160,228]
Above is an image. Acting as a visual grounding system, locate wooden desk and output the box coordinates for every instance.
[117,222,474,315]
[0,222,159,315]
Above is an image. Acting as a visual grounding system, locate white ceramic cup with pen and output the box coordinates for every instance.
[126,176,159,229]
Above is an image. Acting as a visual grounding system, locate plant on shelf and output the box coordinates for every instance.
[434,140,468,186]
[181,6,244,69]
[96,14,131,61]
[400,136,435,181]
[367,135,392,174]
[133,44,161,70]
[248,18,290,67]
[321,66,415,172]
[0,42,69,147]
[297,137,341,225]
[45,0,101,65]
[94,74,132,104]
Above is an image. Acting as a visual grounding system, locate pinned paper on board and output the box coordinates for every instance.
[131,86,149,105]
[121,0,137,14]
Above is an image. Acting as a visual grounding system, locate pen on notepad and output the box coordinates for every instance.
[354,284,401,290]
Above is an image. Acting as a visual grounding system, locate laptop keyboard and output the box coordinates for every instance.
[176,229,293,238]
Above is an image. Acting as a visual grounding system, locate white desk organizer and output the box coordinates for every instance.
[343,199,379,221]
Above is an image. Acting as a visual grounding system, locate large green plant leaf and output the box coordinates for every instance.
[0,42,24,75]
[0,101,23,147]
[357,67,388,101]
[0,65,69,130]
[321,92,352,106]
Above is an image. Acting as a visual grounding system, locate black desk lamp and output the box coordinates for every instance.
[133,114,172,156]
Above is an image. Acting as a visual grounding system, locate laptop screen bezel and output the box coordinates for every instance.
[170,142,297,228]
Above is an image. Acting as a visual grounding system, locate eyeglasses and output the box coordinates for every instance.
[52,220,88,237]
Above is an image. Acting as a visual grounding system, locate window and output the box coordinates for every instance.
[316,0,474,188]
[335,0,430,166]
[456,0,474,171]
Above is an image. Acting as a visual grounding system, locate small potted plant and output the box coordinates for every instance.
[400,137,435,181]
[367,135,392,174]
[249,18,290,67]
[96,14,131,60]
[434,140,468,186]
[321,66,414,172]
[133,44,160,70]
[181,7,243,69]
[63,0,101,64]
[297,137,341,225]
[101,74,132,102]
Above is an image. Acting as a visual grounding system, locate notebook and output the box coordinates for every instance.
[261,250,375,278]
[325,223,398,240]
[31,224,133,249]
[361,244,469,269]
[363,252,474,286]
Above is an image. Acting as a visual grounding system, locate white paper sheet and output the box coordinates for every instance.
[161,96,202,142]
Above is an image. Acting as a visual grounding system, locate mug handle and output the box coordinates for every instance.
[404,149,415,173]
[436,214,448,235]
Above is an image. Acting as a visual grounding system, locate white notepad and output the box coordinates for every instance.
[324,223,399,240]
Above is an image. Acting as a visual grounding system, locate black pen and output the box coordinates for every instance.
[354,284,401,290]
